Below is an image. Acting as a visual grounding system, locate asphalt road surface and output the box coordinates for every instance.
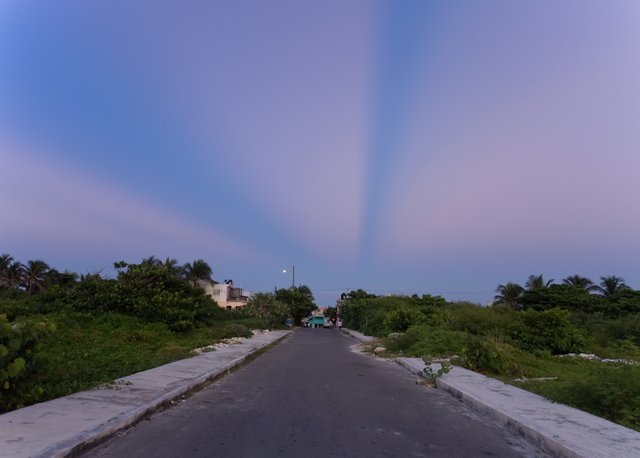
[84,329,547,457]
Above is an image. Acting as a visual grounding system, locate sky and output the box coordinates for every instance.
[2,0,640,306]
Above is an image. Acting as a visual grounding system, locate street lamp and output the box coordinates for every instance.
[282,265,295,289]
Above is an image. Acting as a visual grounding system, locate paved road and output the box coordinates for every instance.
[84,330,546,457]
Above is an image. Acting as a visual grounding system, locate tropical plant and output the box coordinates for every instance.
[494,282,524,308]
[141,255,162,267]
[22,260,50,295]
[163,258,182,276]
[73,260,220,331]
[525,274,554,291]
[0,255,23,291]
[182,259,213,286]
[3,263,24,290]
[595,276,630,297]
[0,254,13,287]
[562,275,597,292]
[44,269,78,289]
[519,284,601,312]
[421,355,452,386]
[1,314,56,412]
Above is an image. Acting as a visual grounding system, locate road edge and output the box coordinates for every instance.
[395,357,640,458]
[48,331,292,458]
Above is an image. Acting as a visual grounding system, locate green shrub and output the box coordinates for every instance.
[447,304,517,336]
[361,309,388,337]
[219,323,252,339]
[383,308,425,334]
[386,325,466,358]
[510,308,586,354]
[0,299,34,321]
[462,335,509,375]
[519,284,602,313]
[244,293,288,327]
[586,315,640,347]
[0,314,55,412]
[67,264,221,331]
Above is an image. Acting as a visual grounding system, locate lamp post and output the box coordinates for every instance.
[282,265,295,289]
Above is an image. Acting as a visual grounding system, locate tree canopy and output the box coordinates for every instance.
[275,285,316,325]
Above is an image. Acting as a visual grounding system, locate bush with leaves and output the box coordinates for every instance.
[519,284,602,313]
[509,308,586,354]
[274,286,316,325]
[462,335,510,375]
[447,303,516,336]
[383,308,425,334]
[68,262,221,331]
[605,290,640,317]
[0,314,55,412]
[218,323,252,339]
[385,325,466,358]
[245,293,289,327]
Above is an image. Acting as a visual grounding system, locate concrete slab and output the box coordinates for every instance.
[0,330,291,458]
[396,357,640,458]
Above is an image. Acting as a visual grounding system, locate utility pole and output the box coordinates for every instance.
[291,265,295,289]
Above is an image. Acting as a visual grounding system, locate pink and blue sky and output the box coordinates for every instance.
[2,1,639,305]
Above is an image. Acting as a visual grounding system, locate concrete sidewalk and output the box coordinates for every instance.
[396,357,640,458]
[0,330,291,458]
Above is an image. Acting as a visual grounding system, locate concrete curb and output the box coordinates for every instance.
[61,331,290,457]
[434,372,572,458]
[395,357,427,376]
[49,354,263,458]
[395,357,640,458]
[341,328,375,343]
[0,330,291,458]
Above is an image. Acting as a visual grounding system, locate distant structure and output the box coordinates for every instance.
[307,309,327,328]
[197,279,253,309]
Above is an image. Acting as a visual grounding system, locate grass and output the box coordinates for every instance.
[382,331,640,432]
[28,311,266,405]
[503,356,640,431]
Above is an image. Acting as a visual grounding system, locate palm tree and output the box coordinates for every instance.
[494,282,524,307]
[141,255,162,267]
[182,259,213,286]
[22,260,50,295]
[163,258,182,276]
[594,275,630,297]
[0,253,14,288]
[562,275,597,292]
[525,274,554,291]
[1,258,23,290]
[7,263,24,289]
[45,269,78,288]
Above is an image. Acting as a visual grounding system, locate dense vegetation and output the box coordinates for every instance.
[340,274,640,431]
[0,254,314,413]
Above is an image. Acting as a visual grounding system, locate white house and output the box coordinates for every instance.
[198,279,252,309]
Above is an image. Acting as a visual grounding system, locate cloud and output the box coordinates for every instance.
[0,134,261,265]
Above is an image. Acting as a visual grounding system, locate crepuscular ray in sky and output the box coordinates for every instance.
[2,0,640,304]
[0,133,262,274]
[61,1,376,263]
[376,1,640,270]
